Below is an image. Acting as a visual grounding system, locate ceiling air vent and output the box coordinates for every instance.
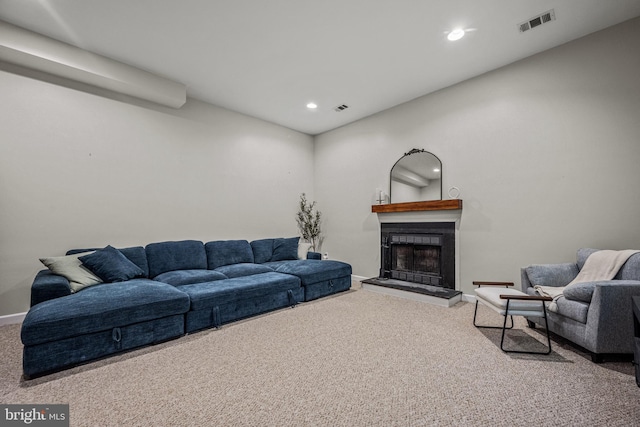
[334,104,349,112]
[519,9,555,33]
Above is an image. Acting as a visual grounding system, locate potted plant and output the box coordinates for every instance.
[296,193,323,252]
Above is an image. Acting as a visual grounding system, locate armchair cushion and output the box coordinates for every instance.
[525,263,579,288]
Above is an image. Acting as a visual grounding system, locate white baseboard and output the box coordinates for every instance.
[462,294,476,303]
[0,312,26,326]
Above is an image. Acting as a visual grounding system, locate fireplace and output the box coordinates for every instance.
[363,221,459,303]
[376,222,456,291]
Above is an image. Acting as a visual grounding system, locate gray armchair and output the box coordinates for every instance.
[521,248,640,362]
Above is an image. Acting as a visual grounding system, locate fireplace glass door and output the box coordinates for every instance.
[391,245,441,276]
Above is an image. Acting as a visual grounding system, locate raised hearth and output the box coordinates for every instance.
[362,278,462,307]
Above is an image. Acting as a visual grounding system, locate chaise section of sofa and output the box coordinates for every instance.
[264,259,352,301]
[250,237,352,301]
[22,278,190,378]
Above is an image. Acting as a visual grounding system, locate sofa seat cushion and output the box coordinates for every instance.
[264,259,351,286]
[154,269,227,286]
[214,263,273,278]
[177,272,301,311]
[21,279,190,346]
[205,240,254,269]
[555,297,589,324]
[263,260,352,286]
[563,282,598,303]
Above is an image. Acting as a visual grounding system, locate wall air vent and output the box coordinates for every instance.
[334,104,349,112]
[519,9,555,33]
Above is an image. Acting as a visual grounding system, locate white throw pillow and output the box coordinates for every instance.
[40,252,102,293]
[298,242,312,260]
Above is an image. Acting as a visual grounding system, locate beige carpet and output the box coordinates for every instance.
[1,286,639,426]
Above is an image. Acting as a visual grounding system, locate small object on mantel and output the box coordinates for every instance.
[371,199,462,213]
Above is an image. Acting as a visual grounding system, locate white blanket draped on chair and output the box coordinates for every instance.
[535,249,640,312]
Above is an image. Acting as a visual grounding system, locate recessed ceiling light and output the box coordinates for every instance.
[306,102,318,109]
[447,28,465,41]
[433,168,441,173]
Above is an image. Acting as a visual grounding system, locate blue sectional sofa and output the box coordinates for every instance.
[21,238,352,378]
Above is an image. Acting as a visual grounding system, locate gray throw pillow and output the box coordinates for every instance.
[40,252,102,292]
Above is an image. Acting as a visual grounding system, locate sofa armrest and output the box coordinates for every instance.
[307,251,322,260]
[30,270,72,307]
[585,281,640,353]
[520,268,533,292]
[563,280,640,304]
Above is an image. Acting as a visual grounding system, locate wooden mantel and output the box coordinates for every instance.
[371,199,462,213]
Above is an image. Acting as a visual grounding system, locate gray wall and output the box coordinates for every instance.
[2,17,640,317]
[0,68,314,316]
[314,17,640,294]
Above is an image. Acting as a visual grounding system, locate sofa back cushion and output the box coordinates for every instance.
[145,240,206,278]
[525,263,579,288]
[67,246,149,278]
[250,239,274,264]
[205,240,254,269]
[250,237,300,263]
[616,252,640,280]
[576,248,640,280]
[576,248,600,270]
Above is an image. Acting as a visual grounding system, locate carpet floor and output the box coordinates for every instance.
[1,286,639,426]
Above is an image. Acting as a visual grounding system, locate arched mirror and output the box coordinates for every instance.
[390,149,442,203]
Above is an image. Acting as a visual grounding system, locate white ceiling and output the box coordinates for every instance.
[2,0,640,135]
